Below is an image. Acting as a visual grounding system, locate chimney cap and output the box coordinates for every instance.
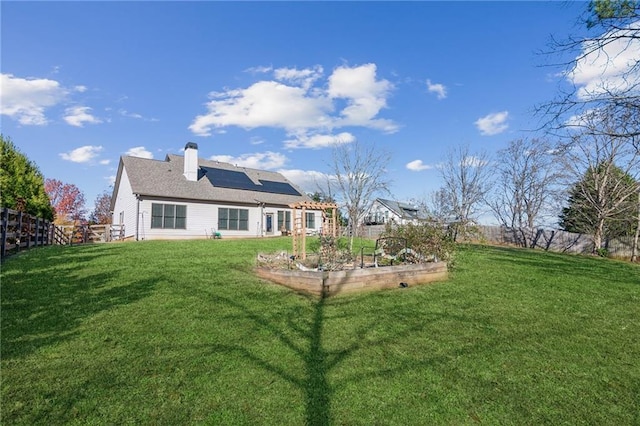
[185,142,198,150]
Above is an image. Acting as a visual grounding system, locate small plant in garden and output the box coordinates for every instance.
[310,235,353,270]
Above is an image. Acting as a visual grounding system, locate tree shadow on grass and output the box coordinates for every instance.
[197,290,333,425]
[188,277,480,426]
[1,245,158,360]
[470,245,640,286]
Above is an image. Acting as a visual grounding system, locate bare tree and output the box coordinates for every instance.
[420,188,452,225]
[328,140,391,252]
[539,0,640,138]
[557,106,640,252]
[438,145,492,242]
[539,2,640,258]
[632,189,640,262]
[486,138,563,247]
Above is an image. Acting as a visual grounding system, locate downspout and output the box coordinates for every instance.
[255,199,264,237]
[136,195,140,241]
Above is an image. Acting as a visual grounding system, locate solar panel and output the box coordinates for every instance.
[203,167,257,190]
[258,180,301,196]
[202,167,301,196]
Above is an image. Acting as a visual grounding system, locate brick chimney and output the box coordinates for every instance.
[184,142,198,181]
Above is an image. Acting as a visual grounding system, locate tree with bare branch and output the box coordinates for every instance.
[540,0,639,137]
[328,140,391,252]
[438,145,492,242]
[556,106,640,252]
[486,138,563,247]
[632,190,640,261]
[540,1,640,258]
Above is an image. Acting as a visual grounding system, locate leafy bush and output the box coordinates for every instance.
[380,221,456,267]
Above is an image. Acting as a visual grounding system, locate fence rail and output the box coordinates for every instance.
[477,225,635,258]
[360,221,636,260]
[1,207,125,259]
[0,208,53,258]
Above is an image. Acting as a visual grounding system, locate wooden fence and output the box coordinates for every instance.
[1,207,125,259]
[360,222,636,260]
[52,224,124,245]
[477,225,636,259]
[1,208,53,258]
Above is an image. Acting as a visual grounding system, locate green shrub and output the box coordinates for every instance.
[380,221,456,267]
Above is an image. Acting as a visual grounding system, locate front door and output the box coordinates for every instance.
[266,213,273,234]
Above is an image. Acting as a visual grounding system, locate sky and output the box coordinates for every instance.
[1,1,605,220]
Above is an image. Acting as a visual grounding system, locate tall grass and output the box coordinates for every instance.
[2,239,639,425]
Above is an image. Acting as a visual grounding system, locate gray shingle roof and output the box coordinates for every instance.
[116,154,312,206]
[376,198,429,220]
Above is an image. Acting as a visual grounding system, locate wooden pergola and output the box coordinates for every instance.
[289,201,338,260]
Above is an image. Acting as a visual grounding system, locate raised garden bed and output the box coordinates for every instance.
[255,261,448,297]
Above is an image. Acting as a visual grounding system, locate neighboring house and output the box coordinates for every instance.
[110,142,320,240]
[363,198,428,226]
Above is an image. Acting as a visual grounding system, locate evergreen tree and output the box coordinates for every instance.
[0,135,54,220]
[559,163,637,238]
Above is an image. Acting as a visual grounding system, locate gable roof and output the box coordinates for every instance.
[375,198,429,221]
[111,154,312,208]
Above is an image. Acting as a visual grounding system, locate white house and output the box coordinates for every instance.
[110,142,321,240]
[363,198,428,226]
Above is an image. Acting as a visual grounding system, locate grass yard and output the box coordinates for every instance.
[2,238,639,425]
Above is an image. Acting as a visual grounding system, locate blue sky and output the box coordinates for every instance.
[2,1,593,216]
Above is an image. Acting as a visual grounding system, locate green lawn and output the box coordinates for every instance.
[2,239,639,425]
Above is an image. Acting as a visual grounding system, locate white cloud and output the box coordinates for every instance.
[406,159,434,171]
[106,175,116,186]
[426,79,447,100]
[125,146,154,159]
[565,109,593,128]
[328,63,397,132]
[284,132,355,149]
[60,145,103,163]
[245,65,273,74]
[64,106,102,127]
[475,111,509,135]
[1,73,95,126]
[118,109,159,122]
[120,109,142,119]
[189,80,333,136]
[278,169,333,194]
[274,65,323,89]
[99,159,111,165]
[0,73,68,125]
[210,151,287,170]
[569,21,640,100]
[189,63,398,141]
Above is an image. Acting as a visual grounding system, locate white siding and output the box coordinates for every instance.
[365,200,400,225]
[111,167,138,239]
[112,165,323,240]
[135,199,307,240]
